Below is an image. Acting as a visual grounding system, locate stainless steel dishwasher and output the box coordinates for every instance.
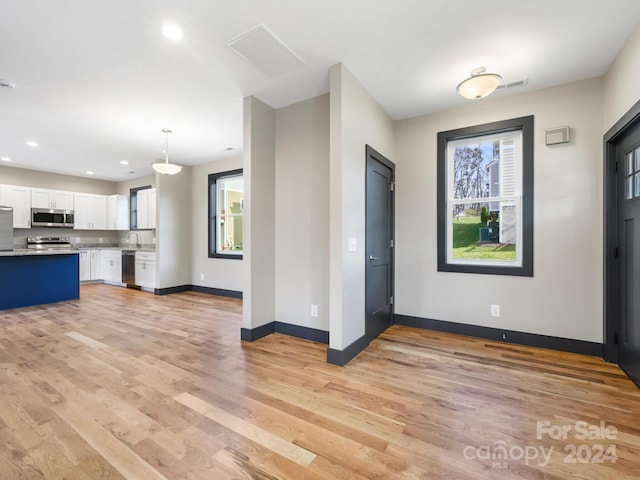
[122,250,137,287]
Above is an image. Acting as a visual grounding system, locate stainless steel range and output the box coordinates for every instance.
[27,236,72,250]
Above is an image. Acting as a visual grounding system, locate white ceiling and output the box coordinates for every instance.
[1,0,639,182]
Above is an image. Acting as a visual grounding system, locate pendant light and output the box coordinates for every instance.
[152,128,182,175]
[457,67,502,100]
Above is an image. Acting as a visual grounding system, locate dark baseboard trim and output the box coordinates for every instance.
[154,284,243,299]
[275,322,329,344]
[241,321,329,344]
[191,285,243,299]
[394,314,602,357]
[327,335,371,366]
[155,285,190,295]
[241,322,275,342]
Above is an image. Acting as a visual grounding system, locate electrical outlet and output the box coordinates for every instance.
[311,304,318,317]
[490,304,501,317]
[200,273,205,280]
[98,237,104,244]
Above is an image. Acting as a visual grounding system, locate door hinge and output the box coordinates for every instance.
[390,239,394,248]
[614,332,619,344]
[614,246,619,258]
[390,296,394,305]
[615,160,619,173]
[390,181,395,192]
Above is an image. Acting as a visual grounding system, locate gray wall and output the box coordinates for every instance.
[275,94,330,331]
[243,96,276,330]
[157,167,193,289]
[394,77,604,342]
[604,22,640,131]
[329,64,395,350]
[190,157,243,291]
[0,165,118,194]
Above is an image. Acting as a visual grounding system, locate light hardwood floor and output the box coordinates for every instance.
[0,284,639,479]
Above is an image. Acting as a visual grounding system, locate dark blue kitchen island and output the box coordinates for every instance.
[0,251,79,310]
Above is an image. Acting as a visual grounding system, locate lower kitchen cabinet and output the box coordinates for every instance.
[135,251,156,289]
[79,249,104,282]
[102,250,123,284]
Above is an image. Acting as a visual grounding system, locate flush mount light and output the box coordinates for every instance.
[0,78,16,89]
[152,128,182,175]
[1,157,11,162]
[162,23,183,41]
[457,67,502,99]
[26,141,39,147]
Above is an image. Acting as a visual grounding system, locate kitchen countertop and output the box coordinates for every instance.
[0,249,80,257]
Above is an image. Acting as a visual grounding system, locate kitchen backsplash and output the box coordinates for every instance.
[13,228,155,249]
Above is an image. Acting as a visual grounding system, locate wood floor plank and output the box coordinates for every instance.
[0,284,639,479]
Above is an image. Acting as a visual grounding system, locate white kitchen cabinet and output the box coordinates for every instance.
[74,193,107,229]
[135,251,156,289]
[107,194,129,230]
[90,250,103,280]
[79,249,104,282]
[79,250,91,281]
[31,188,74,210]
[148,188,156,229]
[136,188,156,229]
[0,184,31,228]
[102,250,123,284]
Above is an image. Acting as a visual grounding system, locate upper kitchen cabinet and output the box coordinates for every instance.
[107,194,129,230]
[136,188,156,230]
[0,184,31,228]
[31,188,74,210]
[74,193,107,230]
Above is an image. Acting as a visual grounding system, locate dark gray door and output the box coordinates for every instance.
[618,124,640,387]
[365,145,394,340]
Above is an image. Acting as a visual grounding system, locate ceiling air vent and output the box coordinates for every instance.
[225,24,304,77]
[495,78,528,91]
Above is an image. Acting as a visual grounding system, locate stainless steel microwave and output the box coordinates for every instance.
[31,208,74,228]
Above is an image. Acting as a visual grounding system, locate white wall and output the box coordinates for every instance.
[604,22,640,131]
[243,96,276,330]
[190,157,243,292]
[329,64,395,350]
[156,168,193,289]
[394,77,604,342]
[275,94,330,331]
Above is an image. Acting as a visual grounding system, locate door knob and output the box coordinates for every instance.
[369,255,379,261]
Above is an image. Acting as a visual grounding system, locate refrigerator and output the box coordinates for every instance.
[0,206,14,251]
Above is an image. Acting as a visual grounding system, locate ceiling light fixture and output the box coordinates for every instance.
[26,141,39,147]
[162,23,183,41]
[152,128,182,175]
[1,157,11,162]
[86,170,94,175]
[457,67,502,99]
[0,79,16,89]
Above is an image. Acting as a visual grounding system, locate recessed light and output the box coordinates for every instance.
[86,170,94,175]
[1,157,11,162]
[162,23,183,41]
[120,160,129,165]
[26,141,39,147]
[224,146,234,151]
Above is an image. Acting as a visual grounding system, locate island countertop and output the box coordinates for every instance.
[0,249,80,257]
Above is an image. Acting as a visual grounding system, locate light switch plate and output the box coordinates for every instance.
[348,237,357,252]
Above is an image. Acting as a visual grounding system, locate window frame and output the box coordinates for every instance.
[208,169,243,260]
[437,116,534,276]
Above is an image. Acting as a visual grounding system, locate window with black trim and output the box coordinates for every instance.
[437,116,533,276]
[208,169,243,259]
